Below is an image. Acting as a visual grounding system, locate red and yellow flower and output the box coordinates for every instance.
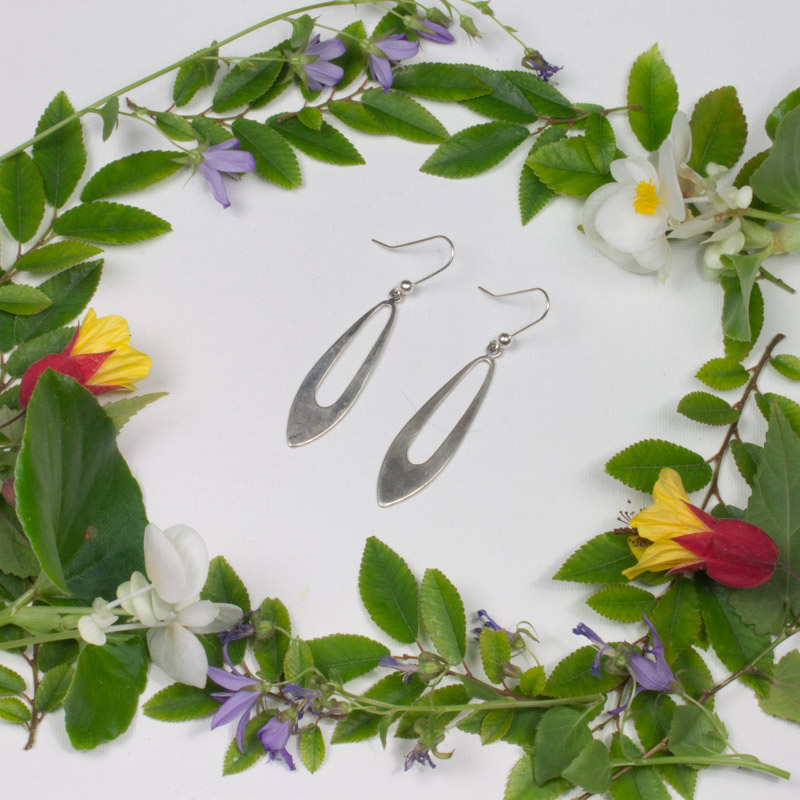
[19,309,150,406]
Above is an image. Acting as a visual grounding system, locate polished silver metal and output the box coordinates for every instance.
[377,285,550,506]
[287,235,455,447]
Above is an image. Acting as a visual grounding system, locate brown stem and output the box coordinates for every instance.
[23,644,42,750]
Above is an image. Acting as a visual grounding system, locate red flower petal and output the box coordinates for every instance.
[19,355,86,406]
[71,350,113,382]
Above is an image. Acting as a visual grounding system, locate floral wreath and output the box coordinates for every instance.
[1,2,800,798]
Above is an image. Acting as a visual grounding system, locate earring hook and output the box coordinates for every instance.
[477,285,550,340]
[371,234,455,287]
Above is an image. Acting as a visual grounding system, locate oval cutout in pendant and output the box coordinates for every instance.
[378,355,495,506]
[287,299,397,447]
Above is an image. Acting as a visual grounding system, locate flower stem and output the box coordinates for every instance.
[744,208,799,225]
[611,755,789,780]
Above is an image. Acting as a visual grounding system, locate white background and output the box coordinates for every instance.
[1,1,800,798]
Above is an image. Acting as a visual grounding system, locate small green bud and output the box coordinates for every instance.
[253,617,276,640]
[459,15,482,39]
[417,650,448,683]
[501,662,523,680]
[425,8,449,26]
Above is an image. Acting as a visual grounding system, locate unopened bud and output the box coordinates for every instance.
[253,618,276,640]
[426,8,449,26]
[501,662,523,680]
[418,650,448,683]
[459,15,481,38]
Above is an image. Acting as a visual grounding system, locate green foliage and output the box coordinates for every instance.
[730,439,761,488]
[269,118,364,166]
[421,121,530,179]
[766,86,800,139]
[143,682,220,722]
[695,357,749,390]
[689,87,747,174]
[63,636,148,748]
[527,136,612,196]
[222,711,271,775]
[480,627,511,683]
[6,326,75,377]
[771,353,800,380]
[0,152,46,243]
[519,666,546,698]
[37,639,78,672]
[501,71,576,118]
[231,118,301,189]
[391,62,490,101]
[534,705,594,784]
[102,392,169,431]
[297,107,323,130]
[300,726,325,772]
[253,597,291,682]
[668,705,727,757]
[327,101,388,135]
[544,646,621,698]
[191,117,232,146]
[481,708,514,744]
[584,113,616,173]
[201,555,249,665]
[96,97,120,141]
[720,255,763,342]
[212,50,284,112]
[32,92,87,208]
[333,21,366,90]
[0,697,30,723]
[610,733,670,800]
[53,201,171,244]
[283,638,314,687]
[0,663,26,693]
[361,89,448,143]
[605,439,711,493]
[306,633,388,682]
[626,44,679,152]
[650,579,700,663]
[519,128,565,224]
[394,683,468,738]
[562,739,612,794]
[173,45,220,107]
[504,754,570,800]
[15,372,147,596]
[81,151,183,201]
[13,240,103,273]
[458,65,537,123]
[154,112,198,142]
[554,532,637,585]
[724,282,763,361]
[0,284,52,316]
[586,585,656,622]
[751,105,800,211]
[34,662,74,713]
[758,650,800,722]
[359,536,418,644]
[420,567,466,664]
[677,392,738,426]
[755,392,800,436]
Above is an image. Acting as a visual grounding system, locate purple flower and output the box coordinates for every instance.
[572,621,613,677]
[379,654,419,683]
[283,683,321,724]
[258,717,296,770]
[303,34,346,91]
[522,49,561,82]
[198,138,256,209]
[415,20,454,44]
[473,609,515,643]
[218,613,255,668]
[208,665,261,753]
[368,34,419,91]
[404,743,437,771]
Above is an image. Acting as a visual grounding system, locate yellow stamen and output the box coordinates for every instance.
[633,180,661,215]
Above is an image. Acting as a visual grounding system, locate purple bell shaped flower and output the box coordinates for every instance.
[283,683,322,725]
[404,743,437,771]
[198,138,256,209]
[379,654,419,683]
[258,717,296,770]
[522,49,561,82]
[473,609,515,643]
[218,613,255,668]
[303,34,346,91]
[414,19,454,44]
[208,665,261,753]
[368,34,419,91]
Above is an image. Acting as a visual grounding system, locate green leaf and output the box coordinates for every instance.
[392,62,490,101]
[544,646,621,698]
[586,585,656,623]
[102,392,168,432]
[689,87,747,174]
[333,21,366,90]
[584,114,616,173]
[631,691,676,750]
[771,354,800,381]
[756,392,800,436]
[0,663,26,693]
[605,439,711,493]
[457,65,537,123]
[361,89,448,143]
[223,711,270,775]
[724,282,764,361]
[751,105,800,211]
[504,754,570,800]
[212,51,284,112]
[534,706,594,784]
[519,128,565,225]
[759,649,800,722]
[359,536,418,643]
[421,121,529,179]
[527,136,612,196]
[519,666,546,698]
[677,391,739,426]
[563,739,612,795]
[34,662,73,712]
[231,119,301,189]
[0,152,46,243]
[7,326,75,376]
[15,372,147,596]
[143,682,219,722]
[610,733,670,800]
[420,567,466,664]
[269,117,364,166]
[0,697,30,723]
[306,633,388,682]
[81,151,183,201]
[766,87,800,139]
[668,704,727,757]
[14,240,103,274]
[456,674,505,700]
[96,97,119,141]
[191,117,232,146]
[720,255,763,342]
[53,201,171,245]
[481,708,514,744]
[201,555,249,665]
[300,726,325,772]
[32,92,87,208]
[0,284,52,316]
[695,357,749,390]
[554,531,637,584]
[63,636,148,748]
[154,111,198,142]
[253,597,291,682]
[37,639,78,672]
[283,638,314,687]
[13,260,102,344]
[730,440,762,488]
[394,684,469,738]
[649,579,700,663]
[501,71,576,118]
[173,46,219,107]
[297,107,323,130]
[626,45,679,152]
[331,673,424,743]
[327,101,388,135]
[480,627,512,683]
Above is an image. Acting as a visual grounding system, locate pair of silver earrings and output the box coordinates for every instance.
[286,235,550,506]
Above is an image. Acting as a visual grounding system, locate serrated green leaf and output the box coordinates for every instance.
[142,682,218,721]
[284,638,314,687]
[102,392,168,431]
[610,733,670,800]
[361,89,448,143]
[626,45,679,152]
[586,585,656,623]
[332,20,366,90]
[14,240,103,274]
[212,51,284,112]
[480,627,511,683]
[766,87,800,139]
[720,255,763,342]
[173,46,219,107]
[771,354,800,381]
[528,136,612,196]
[300,726,325,772]
[201,556,248,665]
[231,119,301,189]
[223,711,271,775]
[154,111,198,142]
[457,65,537,123]
[689,87,747,174]
[269,117,364,166]
[297,107,323,130]
[676,391,738,426]
[758,649,800,722]
[695,357,748,390]
[81,151,183,201]
[519,665,546,698]
[649,579,700,663]
[752,105,800,211]
[668,704,727,757]
[554,531,637,584]
[6,325,75,376]
[730,439,762,488]
[391,62,490,101]
[394,684,469,738]
[420,567,466,664]
[481,708,514,744]
[755,392,800,436]
[563,739,612,795]
[32,92,86,208]
[544,646,621,698]
[455,674,504,701]
[96,97,120,141]
[584,113,616,173]
[605,439,711,493]
[724,282,763,361]
[253,597,291,682]
[306,633,387,682]
[359,536,418,643]
[34,662,73,712]
[191,117,232,146]
[0,284,52,316]
[501,71,576,118]
[504,754,570,800]
[0,696,30,723]
[327,100,388,135]
[421,121,529,179]
[0,152,45,243]
[53,201,171,244]
[13,260,101,345]
[0,663,26,693]
[519,128,565,225]
[534,706,594,784]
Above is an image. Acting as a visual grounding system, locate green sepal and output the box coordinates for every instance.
[361,89,449,144]
[689,86,747,174]
[231,118,301,189]
[80,151,184,202]
[695,357,749,390]
[420,567,466,664]
[102,392,169,432]
[554,531,637,585]
[676,391,739,426]
[586,585,656,623]
[300,725,325,772]
[758,649,800,722]
[0,152,46,243]
[391,62,491,101]
[605,439,711,493]
[53,201,171,245]
[269,117,364,166]
[480,627,511,683]
[34,662,74,712]
[527,136,613,196]
[306,633,387,682]
[143,682,220,722]
[626,44,679,152]
[13,240,103,274]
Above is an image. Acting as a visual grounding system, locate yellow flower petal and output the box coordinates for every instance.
[89,345,151,389]
[72,309,131,356]
[622,537,700,580]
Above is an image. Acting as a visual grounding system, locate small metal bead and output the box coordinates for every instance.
[389,287,404,301]
[487,340,502,357]
[400,279,414,293]
[498,332,512,347]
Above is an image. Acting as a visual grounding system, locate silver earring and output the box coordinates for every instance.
[377,285,550,506]
[287,235,455,447]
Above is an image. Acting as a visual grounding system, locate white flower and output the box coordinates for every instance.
[702,219,746,276]
[76,597,119,646]
[582,112,691,274]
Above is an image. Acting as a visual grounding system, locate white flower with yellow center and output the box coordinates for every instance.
[582,112,691,274]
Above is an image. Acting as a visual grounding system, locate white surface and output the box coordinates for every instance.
[1,1,800,798]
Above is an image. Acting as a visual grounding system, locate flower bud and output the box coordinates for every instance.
[425,8,449,26]
[459,15,482,38]
[253,617,276,640]
[417,650,448,683]
[772,220,800,254]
